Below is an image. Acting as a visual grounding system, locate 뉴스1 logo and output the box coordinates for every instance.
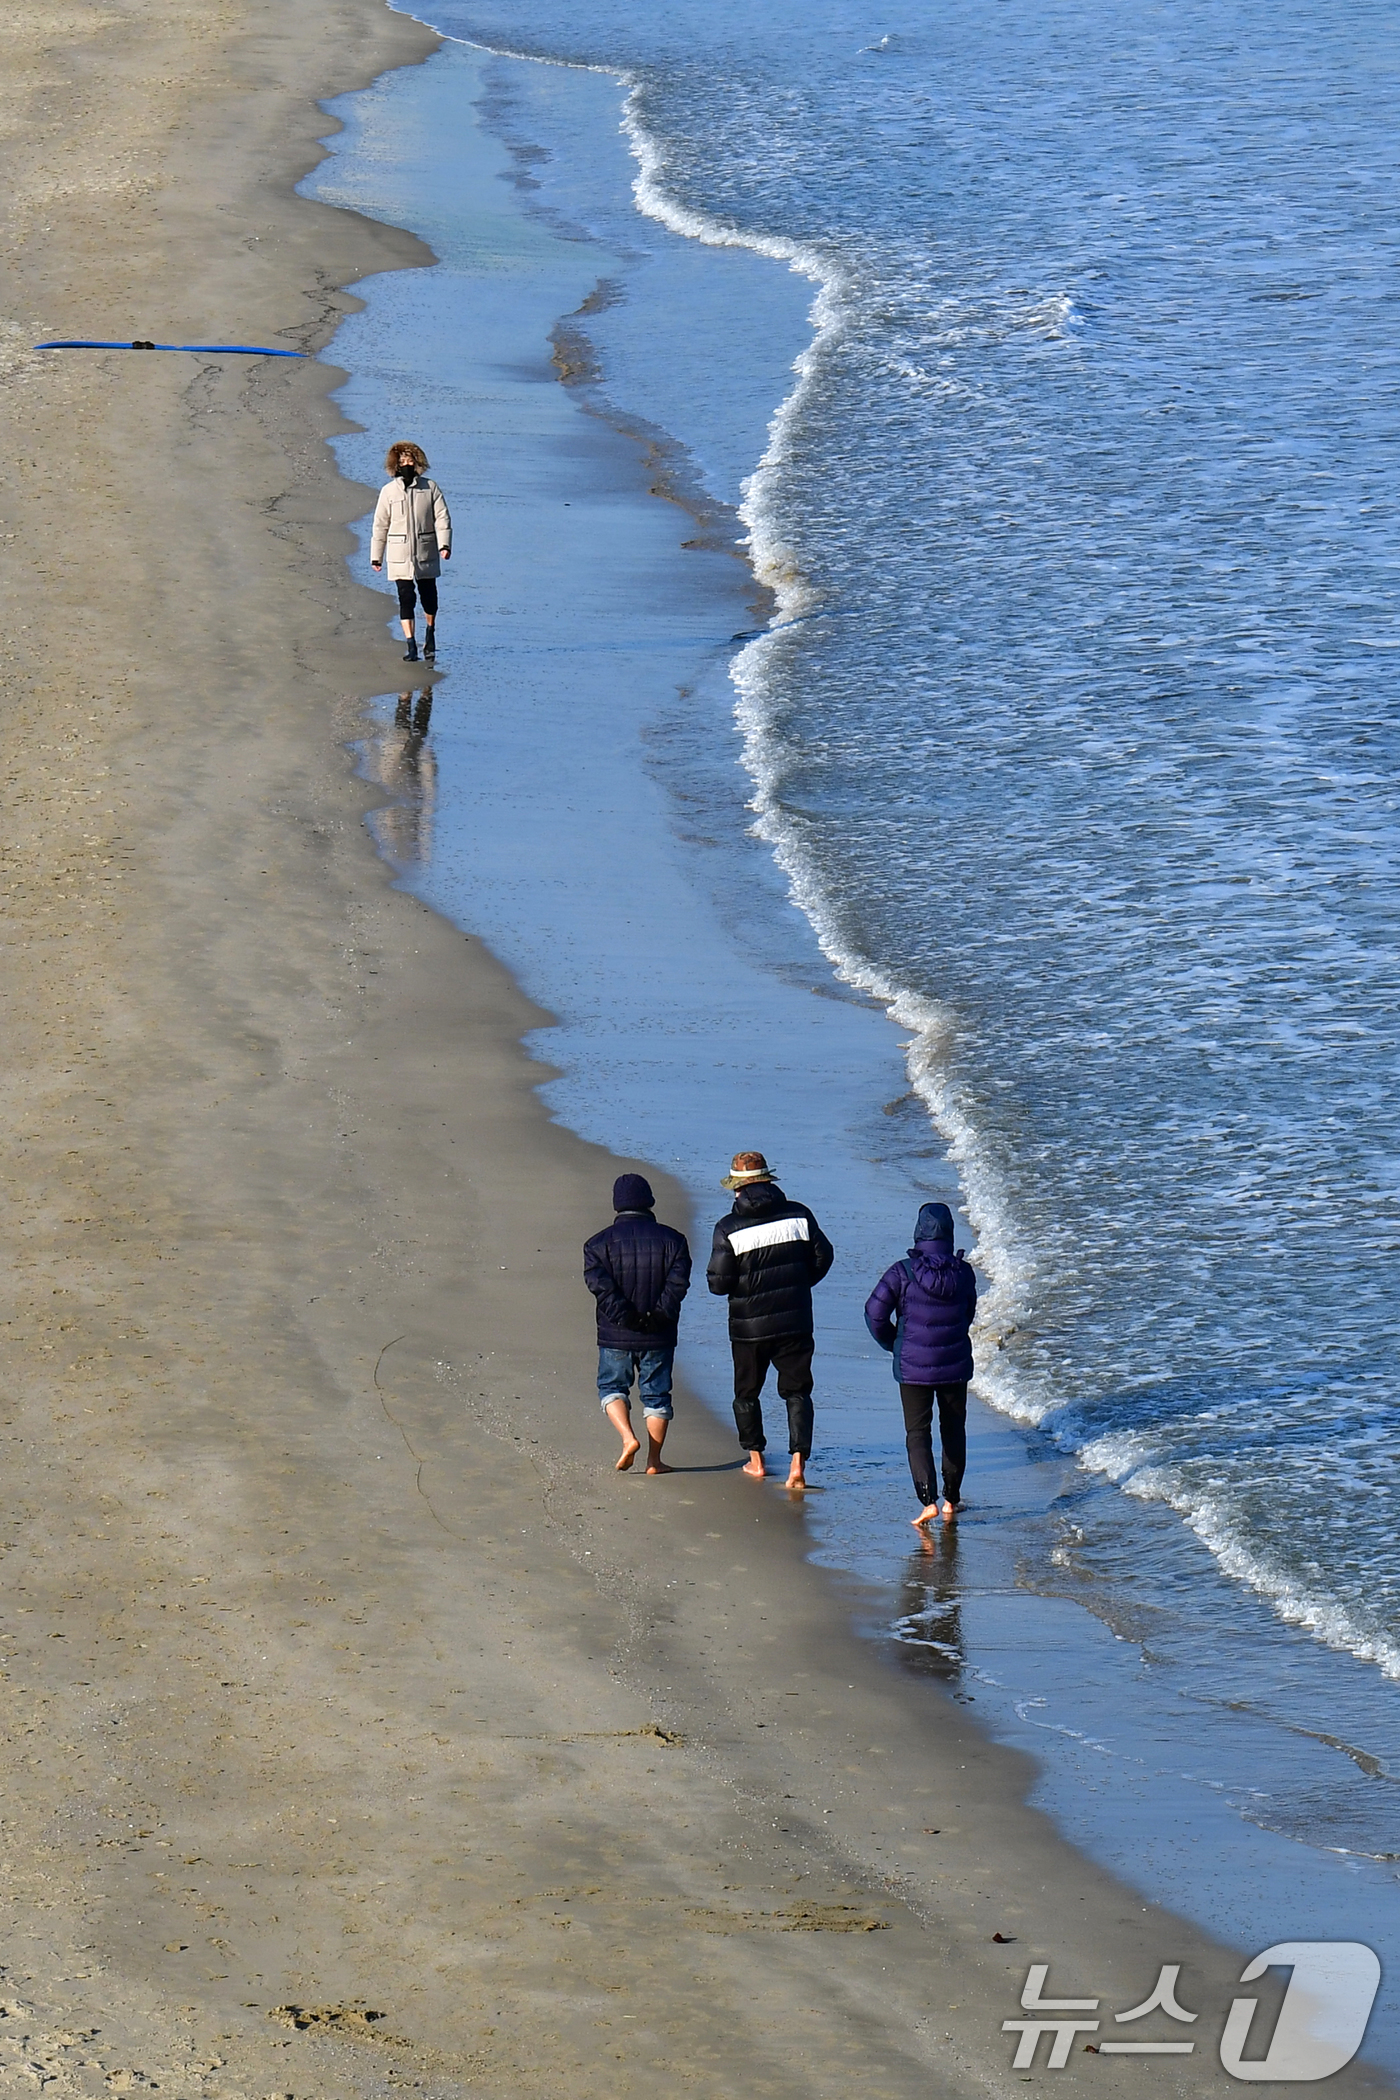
[1004,1944,1382,2080]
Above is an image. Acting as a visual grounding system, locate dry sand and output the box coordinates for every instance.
[1,4,1395,2097]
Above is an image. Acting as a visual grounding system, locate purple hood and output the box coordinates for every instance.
[864,1242,977,1385]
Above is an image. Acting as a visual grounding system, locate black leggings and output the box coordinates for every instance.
[395,577,438,619]
[899,1382,967,1507]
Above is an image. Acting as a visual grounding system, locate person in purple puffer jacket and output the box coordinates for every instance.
[864,1201,978,1527]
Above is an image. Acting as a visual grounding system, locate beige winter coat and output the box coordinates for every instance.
[369,473,452,580]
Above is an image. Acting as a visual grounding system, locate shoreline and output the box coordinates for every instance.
[0,10,1395,2100]
[314,23,1400,2089]
[326,28,1400,2080]
[397,2,1400,1716]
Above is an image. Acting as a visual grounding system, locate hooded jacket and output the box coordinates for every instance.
[369,472,452,580]
[864,1238,977,1386]
[584,1209,692,1351]
[706,1181,834,1344]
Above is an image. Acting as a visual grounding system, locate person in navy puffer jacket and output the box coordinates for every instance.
[864,1201,977,1526]
[584,1173,691,1474]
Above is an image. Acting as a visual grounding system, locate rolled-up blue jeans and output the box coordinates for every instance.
[597,1345,674,1421]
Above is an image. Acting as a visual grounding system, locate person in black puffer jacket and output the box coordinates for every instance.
[584,1173,691,1474]
[864,1200,978,1526]
[707,1151,834,1490]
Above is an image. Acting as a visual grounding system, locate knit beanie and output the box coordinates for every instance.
[613,1173,655,1212]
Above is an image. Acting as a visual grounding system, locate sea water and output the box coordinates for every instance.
[409,0,1400,1675]
[307,0,1400,2051]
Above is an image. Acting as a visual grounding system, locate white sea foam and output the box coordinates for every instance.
[1081,1431,1400,1680]
[725,645,1047,1422]
[618,88,846,622]
[584,35,1096,1443]
[611,82,1102,1444]
[399,5,618,74]
[629,63,1400,1685]
[594,45,1062,1425]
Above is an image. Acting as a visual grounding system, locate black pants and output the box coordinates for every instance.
[732,1335,814,1457]
[395,577,438,619]
[394,691,433,738]
[899,1382,967,1507]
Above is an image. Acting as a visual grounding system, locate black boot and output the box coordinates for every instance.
[403,636,418,663]
[423,626,436,659]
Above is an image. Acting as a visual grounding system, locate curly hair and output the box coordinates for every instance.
[385,440,428,473]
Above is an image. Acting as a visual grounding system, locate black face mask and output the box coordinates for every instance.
[398,463,417,484]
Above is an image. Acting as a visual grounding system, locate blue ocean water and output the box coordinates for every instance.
[307,0,1400,2046]
[405,0,1400,1681]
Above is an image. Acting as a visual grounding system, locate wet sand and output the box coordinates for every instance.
[1,3,1396,2097]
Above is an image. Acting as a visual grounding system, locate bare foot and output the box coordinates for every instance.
[940,1499,959,1519]
[742,1452,766,1479]
[911,1504,940,1529]
[615,1439,641,1472]
[786,1461,807,1492]
[646,1459,674,1475]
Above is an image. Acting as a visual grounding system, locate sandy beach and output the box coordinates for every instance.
[1,4,1395,2097]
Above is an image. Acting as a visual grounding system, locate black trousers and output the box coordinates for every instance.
[732,1335,814,1457]
[899,1382,967,1507]
[395,577,439,619]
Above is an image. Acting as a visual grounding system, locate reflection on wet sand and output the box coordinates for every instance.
[893,1522,965,1683]
[367,690,437,864]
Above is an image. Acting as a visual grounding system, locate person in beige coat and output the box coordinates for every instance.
[370,440,452,663]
